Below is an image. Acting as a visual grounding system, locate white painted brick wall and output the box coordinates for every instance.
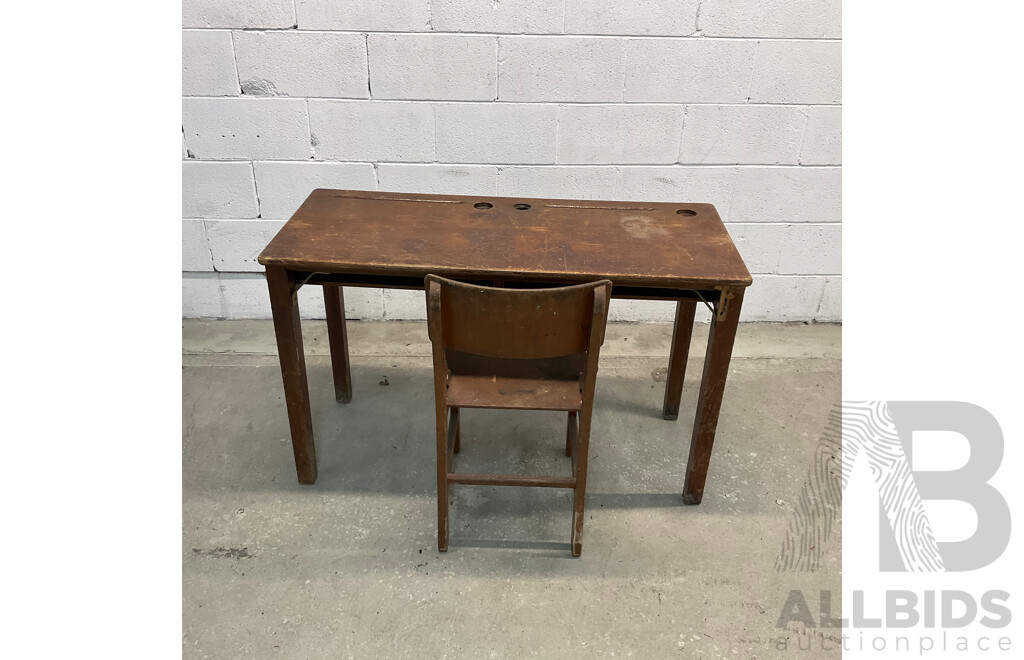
[182,1,841,323]
[183,98,310,160]
[728,224,841,275]
[368,35,496,101]
[182,219,213,271]
[435,104,557,164]
[678,106,807,165]
[309,100,434,161]
[183,273,224,318]
[296,0,430,32]
[182,161,258,218]
[206,220,286,272]
[183,0,295,29]
[730,167,841,224]
[557,105,684,164]
[623,40,756,103]
[253,161,377,219]
[616,166,737,211]
[750,41,842,104]
[182,31,238,96]
[185,273,386,319]
[700,0,842,39]
[378,164,498,196]
[233,31,369,98]
[497,38,625,102]
[564,0,701,36]
[799,107,842,165]
[432,0,562,34]
[818,276,842,321]
[497,166,620,200]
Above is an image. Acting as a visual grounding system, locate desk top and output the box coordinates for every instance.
[258,190,751,289]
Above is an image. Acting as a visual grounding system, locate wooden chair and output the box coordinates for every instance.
[425,275,612,556]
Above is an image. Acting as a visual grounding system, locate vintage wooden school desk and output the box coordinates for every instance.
[257,189,752,505]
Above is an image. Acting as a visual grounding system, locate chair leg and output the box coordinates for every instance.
[436,403,450,552]
[565,411,576,456]
[453,406,461,454]
[571,412,591,557]
[571,491,585,557]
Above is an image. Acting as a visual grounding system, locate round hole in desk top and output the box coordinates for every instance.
[676,209,697,216]
[513,203,531,210]
[474,202,493,209]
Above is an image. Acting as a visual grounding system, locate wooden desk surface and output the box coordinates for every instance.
[258,189,751,289]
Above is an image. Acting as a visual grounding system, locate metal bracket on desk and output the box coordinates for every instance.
[694,290,716,317]
[715,286,735,322]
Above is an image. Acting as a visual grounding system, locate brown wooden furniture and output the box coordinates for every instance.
[257,189,752,506]
[426,275,611,556]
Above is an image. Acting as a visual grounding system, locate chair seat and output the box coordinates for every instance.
[445,374,583,411]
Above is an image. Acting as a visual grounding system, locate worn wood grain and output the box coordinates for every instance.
[258,190,751,289]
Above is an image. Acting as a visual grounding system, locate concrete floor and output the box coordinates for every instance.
[183,320,841,659]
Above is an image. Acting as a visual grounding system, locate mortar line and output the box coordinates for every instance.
[304,99,314,159]
[364,33,373,99]
[228,31,242,94]
[186,159,841,168]
[745,40,760,103]
[796,107,812,165]
[248,161,262,218]
[184,27,842,42]
[181,96,843,108]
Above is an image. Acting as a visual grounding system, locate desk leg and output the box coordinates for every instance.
[323,284,353,403]
[267,266,318,485]
[683,287,744,505]
[662,300,697,420]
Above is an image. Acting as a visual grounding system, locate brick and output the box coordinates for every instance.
[608,299,678,323]
[182,30,238,96]
[183,98,310,160]
[183,273,223,318]
[615,167,736,215]
[564,0,700,36]
[233,31,368,98]
[722,223,777,274]
[726,224,841,275]
[432,0,562,33]
[377,164,498,196]
[700,0,842,38]
[183,161,258,218]
[557,105,684,164]
[183,219,213,271]
[183,0,294,28]
[383,290,426,320]
[296,0,429,31]
[679,106,806,165]
[206,220,285,272]
[497,166,619,199]
[219,274,286,318]
[800,107,841,165]
[369,35,496,101]
[218,274,383,319]
[435,104,557,164]
[730,167,841,224]
[623,39,755,103]
[750,41,841,104]
[308,100,434,162]
[254,162,377,219]
[776,225,840,275]
[817,276,841,321]
[498,38,625,102]
[739,275,826,321]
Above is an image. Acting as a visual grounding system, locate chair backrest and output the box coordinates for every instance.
[425,276,611,361]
